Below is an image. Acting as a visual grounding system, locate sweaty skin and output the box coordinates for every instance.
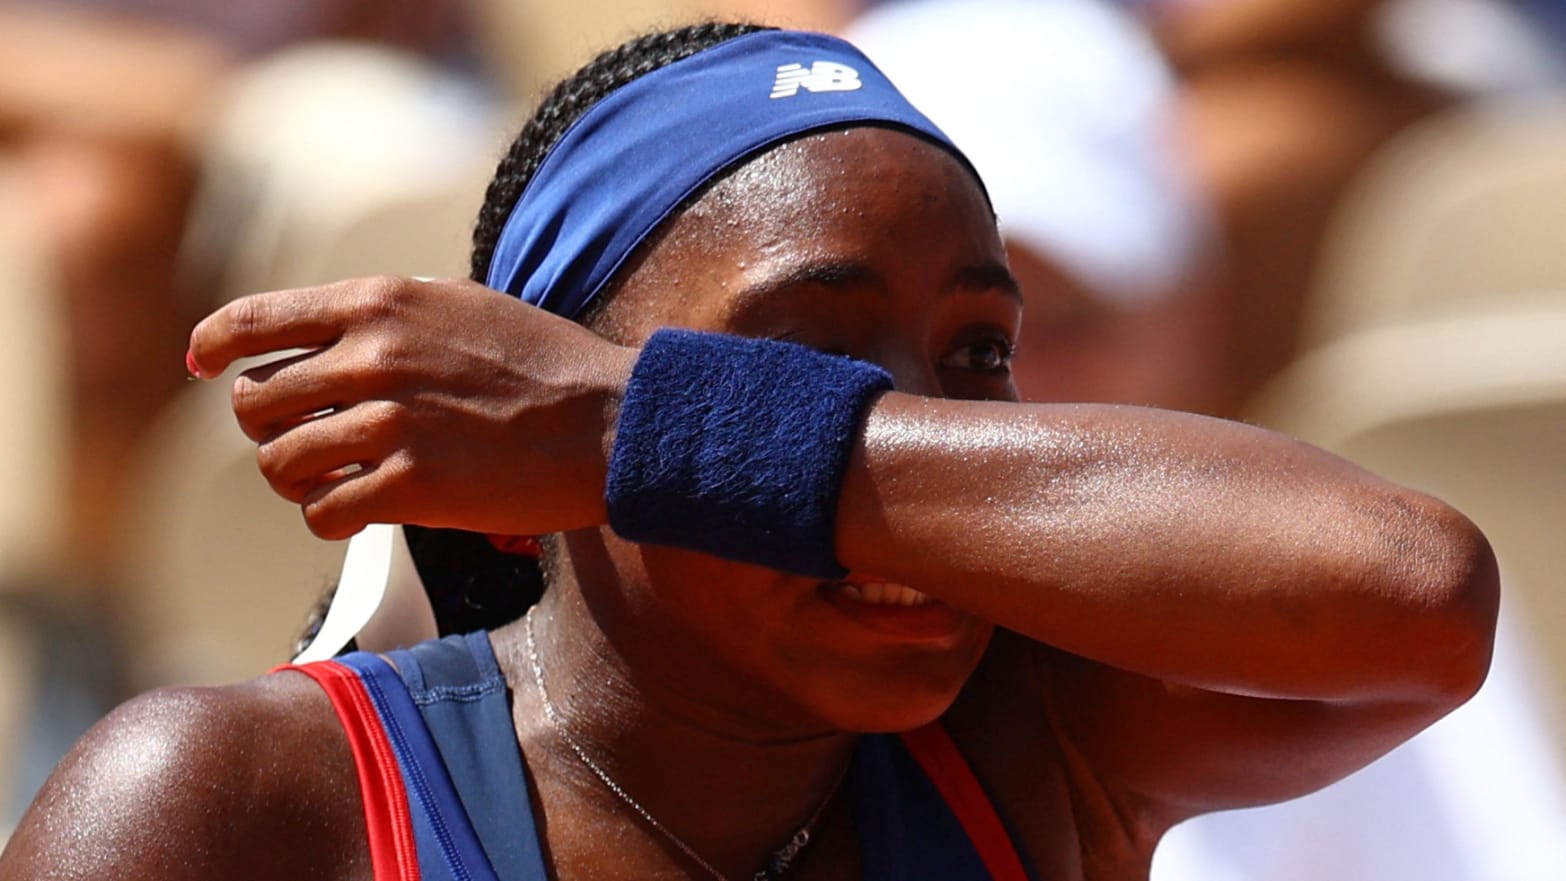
[2,129,1498,881]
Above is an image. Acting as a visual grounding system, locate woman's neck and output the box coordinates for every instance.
[490,586,855,881]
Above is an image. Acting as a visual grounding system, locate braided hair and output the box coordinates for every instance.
[406,22,776,636]
[471,21,775,285]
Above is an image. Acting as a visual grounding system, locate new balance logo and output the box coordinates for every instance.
[770,61,863,99]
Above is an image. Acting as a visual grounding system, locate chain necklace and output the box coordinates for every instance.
[523,607,847,881]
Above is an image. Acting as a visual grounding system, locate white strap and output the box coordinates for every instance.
[292,523,437,663]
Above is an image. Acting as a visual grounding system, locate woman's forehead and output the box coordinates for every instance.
[675,127,997,256]
[596,127,1007,337]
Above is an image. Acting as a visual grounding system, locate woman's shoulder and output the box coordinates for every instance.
[0,669,369,881]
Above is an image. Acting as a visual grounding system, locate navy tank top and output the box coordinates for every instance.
[287,632,1031,881]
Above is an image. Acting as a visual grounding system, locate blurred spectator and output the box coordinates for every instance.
[846,0,1226,412]
[0,0,489,835]
[0,0,481,589]
[1129,0,1456,411]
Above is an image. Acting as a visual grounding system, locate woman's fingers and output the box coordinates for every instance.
[296,464,388,541]
[188,275,626,536]
[189,277,410,377]
[230,349,345,442]
[298,457,419,541]
[189,289,341,377]
[255,401,406,503]
[227,309,419,442]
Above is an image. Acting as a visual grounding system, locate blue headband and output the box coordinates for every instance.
[485,29,976,317]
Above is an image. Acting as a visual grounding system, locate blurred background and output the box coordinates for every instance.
[0,0,1561,875]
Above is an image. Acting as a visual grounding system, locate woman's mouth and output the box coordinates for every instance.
[834,581,934,606]
[817,578,967,644]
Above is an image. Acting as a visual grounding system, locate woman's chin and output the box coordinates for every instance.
[792,634,994,734]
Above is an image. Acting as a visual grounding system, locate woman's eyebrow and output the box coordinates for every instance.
[738,260,1023,302]
[951,262,1022,300]
[737,261,888,299]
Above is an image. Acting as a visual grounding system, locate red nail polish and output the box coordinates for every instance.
[185,349,202,379]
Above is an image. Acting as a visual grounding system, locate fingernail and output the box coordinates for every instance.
[185,349,203,379]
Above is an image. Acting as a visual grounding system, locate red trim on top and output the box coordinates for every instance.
[283,662,422,881]
[484,533,542,558]
[900,723,1030,881]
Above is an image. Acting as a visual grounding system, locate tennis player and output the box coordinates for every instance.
[1,24,1497,881]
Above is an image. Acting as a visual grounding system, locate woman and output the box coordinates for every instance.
[0,23,1496,881]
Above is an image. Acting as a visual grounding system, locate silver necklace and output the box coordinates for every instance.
[523,607,846,881]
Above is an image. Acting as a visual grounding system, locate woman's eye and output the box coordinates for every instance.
[940,338,1014,375]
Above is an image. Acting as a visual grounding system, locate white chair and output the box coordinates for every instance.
[1156,293,1566,881]
[185,41,502,305]
[1305,96,1566,346]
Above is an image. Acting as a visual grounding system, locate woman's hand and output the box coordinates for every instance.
[187,276,635,540]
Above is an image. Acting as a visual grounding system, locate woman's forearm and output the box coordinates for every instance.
[835,394,1498,704]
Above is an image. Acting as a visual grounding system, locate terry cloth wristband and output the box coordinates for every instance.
[606,328,892,578]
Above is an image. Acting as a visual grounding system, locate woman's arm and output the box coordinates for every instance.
[840,393,1496,704]
[841,392,1498,829]
[189,278,1495,707]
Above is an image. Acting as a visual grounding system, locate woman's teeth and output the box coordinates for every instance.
[837,582,933,606]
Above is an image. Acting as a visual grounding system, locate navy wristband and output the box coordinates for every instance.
[606,328,893,578]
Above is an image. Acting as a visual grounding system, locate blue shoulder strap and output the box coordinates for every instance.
[333,648,500,881]
[335,633,548,881]
[385,633,550,881]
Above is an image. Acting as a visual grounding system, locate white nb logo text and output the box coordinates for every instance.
[770,61,863,99]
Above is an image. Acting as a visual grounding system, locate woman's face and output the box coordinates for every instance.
[564,128,1019,734]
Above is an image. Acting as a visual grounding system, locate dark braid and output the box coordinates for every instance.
[470,21,774,284]
[403,525,542,636]
[401,23,774,640]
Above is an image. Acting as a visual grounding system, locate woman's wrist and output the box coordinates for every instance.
[590,341,639,509]
[604,328,891,577]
